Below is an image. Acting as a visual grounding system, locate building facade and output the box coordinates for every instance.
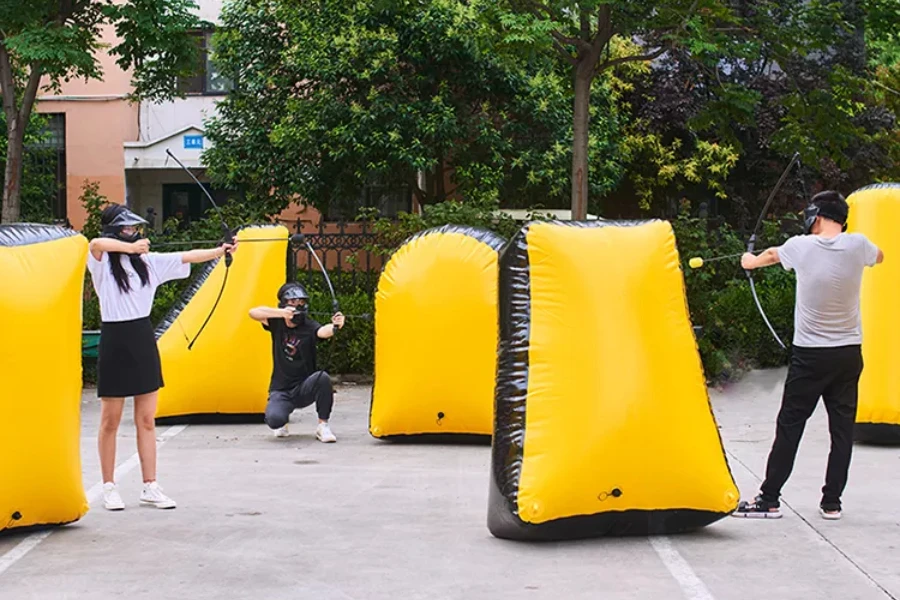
[34,0,414,236]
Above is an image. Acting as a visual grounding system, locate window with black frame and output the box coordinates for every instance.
[161,182,231,230]
[176,29,233,96]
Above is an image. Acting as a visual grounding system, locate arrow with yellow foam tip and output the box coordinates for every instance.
[687,251,756,269]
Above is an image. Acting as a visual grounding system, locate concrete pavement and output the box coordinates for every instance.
[1,370,898,599]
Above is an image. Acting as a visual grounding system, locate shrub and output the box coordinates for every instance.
[356,196,525,259]
[78,187,800,385]
[671,204,796,381]
[307,287,375,376]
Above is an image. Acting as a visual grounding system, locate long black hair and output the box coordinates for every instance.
[100,204,151,294]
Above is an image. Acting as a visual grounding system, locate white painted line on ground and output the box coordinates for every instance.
[650,536,716,600]
[0,425,187,578]
[0,531,53,576]
[725,449,897,600]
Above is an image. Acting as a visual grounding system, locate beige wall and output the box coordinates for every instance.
[140,97,219,143]
[38,99,138,229]
[35,16,137,230]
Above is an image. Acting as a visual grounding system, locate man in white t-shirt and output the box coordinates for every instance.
[733,191,883,521]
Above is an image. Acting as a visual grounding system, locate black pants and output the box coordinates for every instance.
[264,371,333,429]
[760,345,864,506]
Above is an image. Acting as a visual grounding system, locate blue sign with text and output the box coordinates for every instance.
[183,135,204,149]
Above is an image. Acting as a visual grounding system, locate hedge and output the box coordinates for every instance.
[79,199,797,385]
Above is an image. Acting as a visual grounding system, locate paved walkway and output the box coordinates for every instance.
[1,370,898,599]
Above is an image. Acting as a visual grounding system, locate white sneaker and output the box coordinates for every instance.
[316,422,336,443]
[273,424,290,438]
[102,482,125,511]
[140,481,177,509]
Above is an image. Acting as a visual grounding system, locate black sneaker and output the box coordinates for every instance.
[731,494,782,519]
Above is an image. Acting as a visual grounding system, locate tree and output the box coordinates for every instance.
[203,0,624,218]
[0,0,201,223]
[587,1,900,223]
[0,110,59,222]
[495,0,738,219]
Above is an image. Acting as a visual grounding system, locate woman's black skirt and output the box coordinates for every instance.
[96,317,164,398]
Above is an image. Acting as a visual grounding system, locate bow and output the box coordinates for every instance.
[165,149,235,350]
[745,152,802,351]
[294,233,341,333]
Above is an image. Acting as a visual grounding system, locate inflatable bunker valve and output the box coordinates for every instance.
[846,183,900,444]
[369,225,506,441]
[487,219,739,541]
[154,224,292,421]
[1,224,90,532]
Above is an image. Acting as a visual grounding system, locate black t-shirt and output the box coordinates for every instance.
[262,316,322,391]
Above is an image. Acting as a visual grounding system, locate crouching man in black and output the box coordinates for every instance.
[249,282,344,442]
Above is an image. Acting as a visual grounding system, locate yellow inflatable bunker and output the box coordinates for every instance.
[369,225,506,440]
[487,219,739,540]
[1,224,89,532]
[154,225,291,420]
[846,183,900,444]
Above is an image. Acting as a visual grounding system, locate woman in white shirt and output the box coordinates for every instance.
[87,204,237,511]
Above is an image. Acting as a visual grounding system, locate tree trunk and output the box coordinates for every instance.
[2,122,25,223]
[0,51,43,224]
[435,153,446,203]
[571,62,593,221]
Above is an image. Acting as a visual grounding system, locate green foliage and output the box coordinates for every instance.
[772,66,870,170]
[203,0,621,215]
[0,111,59,223]
[356,196,523,259]
[103,0,202,101]
[618,134,740,212]
[493,0,741,215]
[590,0,900,223]
[671,206,795,381]
[307,286,375,376]
[0,0,201,101]
[495,0,739,64]
[864,0,900,68]
[2,0,202,223]
[77,189,803,382]
[79,179,109,240]
[70,0,900,386]
[79,180,109,332]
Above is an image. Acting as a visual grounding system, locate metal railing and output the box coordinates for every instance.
[290,219,384,292]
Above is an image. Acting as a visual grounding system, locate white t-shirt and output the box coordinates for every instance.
[87,251,190,322]
[779,233,880,347]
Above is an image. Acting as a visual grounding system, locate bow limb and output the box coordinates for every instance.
[165,149,235,350]
[296,233,341,332]
[744,152,800,351]
[746,271,787,350]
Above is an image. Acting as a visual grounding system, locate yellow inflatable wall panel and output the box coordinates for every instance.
[369,225,506,439]
[846,183,900,443]
[155,225,290,419]
[488,220,739,540]
[0,224,89,532]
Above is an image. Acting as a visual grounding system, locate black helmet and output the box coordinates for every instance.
[277,282,309,306]
[101,204,148,242]
[278,282,310,324]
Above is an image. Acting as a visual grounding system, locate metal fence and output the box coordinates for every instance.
[289,219,384,292]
